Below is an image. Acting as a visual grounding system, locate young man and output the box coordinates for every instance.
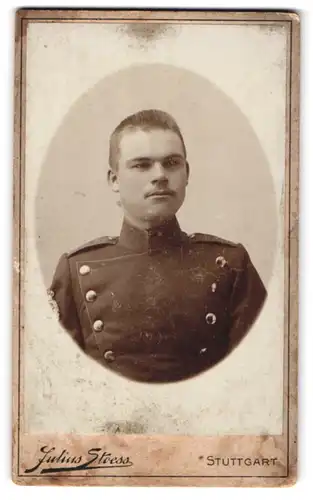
[48,109,266,383]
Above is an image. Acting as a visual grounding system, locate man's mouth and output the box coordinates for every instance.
[146,190,175,198]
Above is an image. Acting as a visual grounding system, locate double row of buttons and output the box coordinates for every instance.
[79,252,229,362]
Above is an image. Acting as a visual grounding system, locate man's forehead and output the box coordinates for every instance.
[118,128,185,160]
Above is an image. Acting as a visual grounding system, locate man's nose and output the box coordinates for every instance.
[151,161,168,183]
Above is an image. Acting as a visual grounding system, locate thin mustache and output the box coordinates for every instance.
[145,189,175,198]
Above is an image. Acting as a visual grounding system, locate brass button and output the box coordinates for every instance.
[215,256,227,268]
[79,264,91,276]
[211,282,217,293]
[103,350,115,362]
[93,319,103,332]
[86,290,97,302]
[205,312,217,325]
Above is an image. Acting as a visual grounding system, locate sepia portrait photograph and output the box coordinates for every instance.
[13,9,299,487]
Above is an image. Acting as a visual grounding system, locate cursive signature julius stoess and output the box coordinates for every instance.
[25,445,134,474]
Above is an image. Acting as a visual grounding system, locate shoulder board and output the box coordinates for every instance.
[68,236,118,257]
[189,233,238,247]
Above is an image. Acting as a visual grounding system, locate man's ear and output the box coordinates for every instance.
[107,168,119,193]
[186,161,190,183]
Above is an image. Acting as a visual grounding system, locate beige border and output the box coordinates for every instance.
[12,9,300,487]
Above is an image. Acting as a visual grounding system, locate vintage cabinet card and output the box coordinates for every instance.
[13,9,299,486]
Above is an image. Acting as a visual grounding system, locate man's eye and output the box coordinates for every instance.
[132,161,151,169]
[164,157,183,168]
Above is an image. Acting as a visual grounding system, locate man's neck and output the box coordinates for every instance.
[119,216,183,252]
[123,214,176,232]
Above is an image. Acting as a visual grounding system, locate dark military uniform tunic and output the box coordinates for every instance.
[49,218,266,383]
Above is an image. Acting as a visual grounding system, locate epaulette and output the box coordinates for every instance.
[189,232,238,247]
[67,235,118,257]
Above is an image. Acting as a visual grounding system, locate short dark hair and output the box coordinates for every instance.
[109,109,187,170]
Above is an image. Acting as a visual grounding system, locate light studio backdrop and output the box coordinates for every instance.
[24,21,286,435]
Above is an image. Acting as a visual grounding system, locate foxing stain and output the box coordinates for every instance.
[99,420,147,434]
[116,23,178,49]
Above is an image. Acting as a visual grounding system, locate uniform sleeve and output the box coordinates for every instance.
[48,253,85,349]
[228,245,267,350]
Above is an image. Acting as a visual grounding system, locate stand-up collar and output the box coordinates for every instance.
[118,217,185,252]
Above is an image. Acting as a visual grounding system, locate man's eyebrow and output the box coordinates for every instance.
[163,153,185,159]
[127,154,185,164]
[127,157,152,163]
